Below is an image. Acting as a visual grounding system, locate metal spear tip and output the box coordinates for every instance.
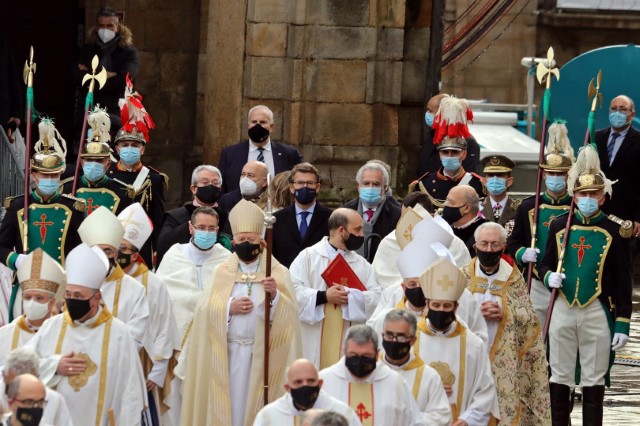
[91,55,100,72]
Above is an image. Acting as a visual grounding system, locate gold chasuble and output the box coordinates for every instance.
[180,253,302,426]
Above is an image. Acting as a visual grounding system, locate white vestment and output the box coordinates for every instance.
[381,352,451,426]
[372,230,471,290]
[0,264,12,327]
[156,242,231,344]
[366,285,489,344]
[253,390,362,426]
[319,358,423,426]
[0,381,73,426]
[416,320,499,425]
[100,266,149,349]
[290,238,381,367]
[25,308,148,426]
[0,316,37,365]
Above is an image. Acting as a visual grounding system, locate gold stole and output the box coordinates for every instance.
[55,307,114,426]
[12,315,35,350]
[416,319,467,422]
[401,356,426,400]
[320,303,344,369]
[349,382,375,426]
[105,266,125,317]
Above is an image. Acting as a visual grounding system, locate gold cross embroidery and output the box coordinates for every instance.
[437,274,454,291]
[119,208,143,229]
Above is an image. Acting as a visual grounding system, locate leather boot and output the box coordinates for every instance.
[550,382,572,426]
[581,385,605,426]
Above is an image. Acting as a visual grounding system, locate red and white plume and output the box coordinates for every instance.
[118,73,155,142]
[431,96,473,144]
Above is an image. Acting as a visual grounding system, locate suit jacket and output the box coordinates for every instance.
[595,126,640,222]
[272,202,333,267]
[481,195,519,236]
[343,197,401,262]
[218,140,303,193]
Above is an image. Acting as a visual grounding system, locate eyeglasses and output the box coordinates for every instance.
[14,398,47,408]
[475,241,505,250]
[193,226,219,232]
[382,332,414,343]
[197,180,220,186]
[610,107,631,113]
[292,180,318,188]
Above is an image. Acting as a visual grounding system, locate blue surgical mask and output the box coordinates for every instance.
[193,230,217,250]
[82,161,105,181]
[545,175,566,193]
[609,111,629,129]
[424,112,435,127]
[119,147,142,166]
[577,196,599,217]
[37,177,59,196]
[441,156,461,172]
[486,176,507,196]
[359,187,383,206]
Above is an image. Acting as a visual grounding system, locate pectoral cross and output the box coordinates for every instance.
[86,197,97,214]
[437,274,454,291]
[33,214,53,244]
[355,403,372,422]
[571,236,592,267]
[241,273,257,296]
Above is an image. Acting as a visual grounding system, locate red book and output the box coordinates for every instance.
[321,254,366,291]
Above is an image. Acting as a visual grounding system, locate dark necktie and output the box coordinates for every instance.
[365,209,374,222]
[299,211,309,238]
[607,132,620,163]
[257,147,265,163]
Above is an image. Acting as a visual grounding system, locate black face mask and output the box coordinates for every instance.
[441,205,464,224]
[382,339,412,361]
[234,241,262,262]
[342,231,364,251]
[248,123,270,143]
[294,187,317,205]
[15,407,44,426]
[117,251,134,269]
[476,249,503,269]
[427,309,456,331]
[290,385,321,411]
[345,355,377,378]
[404,287,426,308]
[195,184,222,204]
[66,296,93,321]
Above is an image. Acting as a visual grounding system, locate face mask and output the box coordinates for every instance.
[475,249,503,268]
[119,147,142,166]
[117,251,134,269]
[239,177,260,197]
[248,123,270,143]
[82,161,105,182]
[441,156,461,172]
[23,299,50,321]
[382,339,412,361]
[404,286,426,308]
[486,176,507,196]
[342,231,364,251]
[345,355,377,378]
[359,187,383,206]
[195,185,222,204]
[424,112,435,127]
[98,28,116,44]
[427,309,456,331]
[289,385,321,411]
[37,177,59,196]
[577,196,599,217]
[15,407,44,426]
[66,296,93,321]
[193,230,217,250]
[234,241,262,262]
[545,175,566,193]
[294,187,317,205]
[441,205,465,225]
[609,111,629,129]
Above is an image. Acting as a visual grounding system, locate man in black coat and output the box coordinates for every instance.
[217,105,302,193]
[272,163,332,267]
[343,162,401,263]
[595,94,640,237]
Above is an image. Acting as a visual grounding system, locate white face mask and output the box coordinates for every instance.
[98,28,116,43]
[239,177,259,197]
[23,299,51,321]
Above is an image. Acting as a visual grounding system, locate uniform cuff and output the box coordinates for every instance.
[615,318,630,335]
[515,247,526,266]
[543,270,552,290]
[7,252,18,270]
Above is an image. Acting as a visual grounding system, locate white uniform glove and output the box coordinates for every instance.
[14,254,27,269]
[611,333,629,351]
[522,248,539,264]
[548,272,565,289]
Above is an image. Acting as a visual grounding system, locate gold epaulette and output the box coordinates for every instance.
[62,194,87,213]
[160,172,169,192]
[509,197,522,210]
[607,214,633,238]
[4,195,20,209]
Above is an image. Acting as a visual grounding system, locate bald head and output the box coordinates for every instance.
[426,93,449,114]
[240,161,269,196]
[327,208,364,250]
[285,359,321,390]
[445,185,479,225]
[301,409,326,426]
[6,373,45,403]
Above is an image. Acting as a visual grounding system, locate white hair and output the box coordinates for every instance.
[5,348,40,377]
[191,164,222,186]
[248,105,274,124]
[474,221,508,243]
[355,162,389,186]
